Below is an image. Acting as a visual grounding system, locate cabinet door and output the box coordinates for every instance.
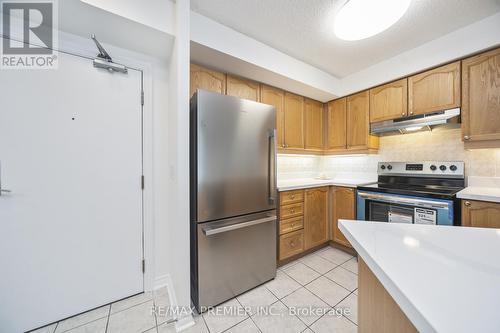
[408,61,461,116]
[462,48,500,144]
[370,78,408,122]
[332,187,355,248]
[190,63,226,98]
[326,98,347,151]
[284,92,305,149]
[347,91,370,150]
[226,75,260,101]
[304,187,329,250]
[304,98,324,151]
[261,85,285,148]
[462,200,500,228]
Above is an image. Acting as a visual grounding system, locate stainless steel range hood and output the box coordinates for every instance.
[370,108,461,136]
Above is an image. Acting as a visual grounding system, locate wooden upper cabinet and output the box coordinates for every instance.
[261,85,285,148]
[284,92,305,149]
[408,61,461,116]
[462,200,500,228]
[304,187,329,250]
[304,98,324,151]
[190,63,226,98]
[461,47,500,145]
[226,75,260,101]
[326,98,347,151]
[332,186,355,248]
[347,91,372,150]
[370,78,408,122]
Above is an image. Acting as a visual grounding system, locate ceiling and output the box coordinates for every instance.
[191,0,500,78]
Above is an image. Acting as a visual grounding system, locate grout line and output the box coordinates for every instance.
[104,305,111,333]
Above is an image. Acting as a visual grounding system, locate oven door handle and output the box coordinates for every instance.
[357,191,450,210]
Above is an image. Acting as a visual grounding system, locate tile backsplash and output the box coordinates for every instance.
[278,128,500,179]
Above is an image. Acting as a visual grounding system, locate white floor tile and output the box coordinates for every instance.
[153,287,173,325]
[317,247,353,265]
[353,289,358,295]
[324,266,358,291]
[61,318,107,333]
[305,277,350,307]
[341,257,358,275]
[281,288,330,326]
[264,270,301,299]
[251,301,306,333]
[110,292,153,314]
[283,262,321,285]
[310,314,357,333]
[225,318,260,333]
[202,299,248,333]
[55,306,109,333]
[278,260,300,271]
[335,293,358,325]
[31,323,57,333]
[299,254,337,275]
[107,300,156,333]
[157,315,208,333]
[237,285,278,315]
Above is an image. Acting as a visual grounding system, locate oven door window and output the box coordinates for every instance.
[367,200,437,225]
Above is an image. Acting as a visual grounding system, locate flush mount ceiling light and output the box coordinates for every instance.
[334,0,411,41]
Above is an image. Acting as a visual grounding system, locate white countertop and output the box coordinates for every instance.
[457,176,500,203]
[277,176,376,191]
[339,220,500,333]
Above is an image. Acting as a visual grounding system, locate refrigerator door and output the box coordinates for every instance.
[195,211,277,311]
[194,90,277,223]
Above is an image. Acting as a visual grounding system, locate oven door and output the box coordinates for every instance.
[357,191,455,226]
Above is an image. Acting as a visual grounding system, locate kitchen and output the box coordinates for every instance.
[1,1,500,333]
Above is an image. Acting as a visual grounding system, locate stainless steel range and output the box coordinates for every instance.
[190,90,277,312]
[357,161,465,225]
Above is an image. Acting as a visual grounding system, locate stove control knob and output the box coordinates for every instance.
[440,165,447,171]
[450,165,457,172]
[381,165,386,170]
[430,165,437,171]
[387,165,393,170]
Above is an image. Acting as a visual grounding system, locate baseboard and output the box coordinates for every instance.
[155,274,195,332]
[154,274,170,290]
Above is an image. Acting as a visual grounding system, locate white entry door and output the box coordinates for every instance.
[0,43,144,332]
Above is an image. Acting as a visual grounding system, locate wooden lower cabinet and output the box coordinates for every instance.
[332,186,356,248]
[304,187,329,249]
[359,258,417,333]
[279,229,304,260]
[462,200,500,228]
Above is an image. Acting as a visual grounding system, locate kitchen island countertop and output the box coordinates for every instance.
[339,219,500,333]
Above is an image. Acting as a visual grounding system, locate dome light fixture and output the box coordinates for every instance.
[334,0,411,41]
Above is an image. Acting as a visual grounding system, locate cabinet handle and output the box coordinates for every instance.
[464,136,470,141]
[410,111,414,115]
[401,112,405,116]
[291,209,295,214]
[464,201,471,206]
[290,241,295,247]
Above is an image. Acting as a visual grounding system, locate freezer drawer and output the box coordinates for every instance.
[194,211,277,311]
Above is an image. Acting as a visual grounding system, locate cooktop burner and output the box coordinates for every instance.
[358,161,466,199]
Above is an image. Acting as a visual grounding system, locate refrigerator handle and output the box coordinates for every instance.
[268,129,277,205]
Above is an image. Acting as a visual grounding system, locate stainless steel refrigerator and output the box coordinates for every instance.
[190,89,277,312]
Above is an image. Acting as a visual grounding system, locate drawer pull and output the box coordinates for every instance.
[464,201,471,207]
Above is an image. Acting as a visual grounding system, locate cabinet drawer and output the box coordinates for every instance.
[280,190,304,205]
[279,230,304,260]
[279,216,303,235]
[280,202,304,219]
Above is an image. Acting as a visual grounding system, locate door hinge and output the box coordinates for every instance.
[141,91,144,106]
[141,175,144,190]
[142,259,145,273]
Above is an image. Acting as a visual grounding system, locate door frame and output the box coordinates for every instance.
[1,31,157,292]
